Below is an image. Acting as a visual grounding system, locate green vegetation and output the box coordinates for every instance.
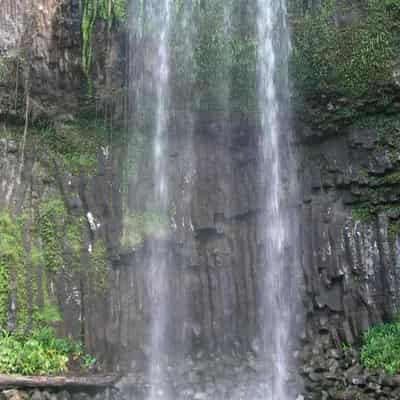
[0,206,100,375]
[0,327,95,375]
[350,115,400,239]
[157,1,258,115]
[90,240,108,294]
[82,0,127,78]
[38,200,67,272]
[291,0,399,97]
[288,0,400,130]
[361,321,400,374]
[37,119,107,175]
[0,212,65,330]
[0,213,24,326]
[192,2,256,115]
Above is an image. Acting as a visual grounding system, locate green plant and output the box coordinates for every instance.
[36,120,105,175]
[90,240,108,294]
[81,354,97,370]
[82,0,127,78]
[0,213,24,326]
[291,0,398,98]
[38,200,67,272]
[34,304,62,325]
[0,327,95,375]
[361,321,400,374]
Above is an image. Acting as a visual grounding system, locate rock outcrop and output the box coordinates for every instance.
[0,5,400,400]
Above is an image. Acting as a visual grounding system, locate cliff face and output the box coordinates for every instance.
[1,0,400,383]
[0,0,125,362]
[292,0,400,346]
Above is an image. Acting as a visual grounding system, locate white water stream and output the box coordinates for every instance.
[128,0,299,398]
[257,0,298,399]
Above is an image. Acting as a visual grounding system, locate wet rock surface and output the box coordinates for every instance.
[116,354,299,400]
[300,118,400,343]
[300,346,400,400]
[0,389,117,400]
[1,3,400,400]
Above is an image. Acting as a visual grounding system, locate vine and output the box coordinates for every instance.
[81,0,128,78]
[0,213,26,329]
[38,199,67,273]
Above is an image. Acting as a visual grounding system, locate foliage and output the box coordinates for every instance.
[38,200,67,272]
[350,115,400,239]
[34,304,62,325]
[82,0,127,78]
[361,321,400,374]
[36,119,105,175]
[0,213,24,326]
[190,1,257,115]
[133,0,258,116]
[90,240,108,294]
[0,327,95,375]
[291,0,398,98]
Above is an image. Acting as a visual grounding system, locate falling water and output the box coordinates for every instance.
[128,0,172,398]
[126,0,299,398]
[147,0,171,398]
[257,0,298,399]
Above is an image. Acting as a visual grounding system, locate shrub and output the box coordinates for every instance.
[0,327,96,375]
[361,322,400,374]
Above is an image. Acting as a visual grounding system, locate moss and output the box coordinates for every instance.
[190,1,257,115]
[34,118,111,176]
[289,0,400,131]
[66,221,83,257]
[350,114,400,238]
[0,213,34,330]
[291,0,397,98]
[90,240,108,295]
[38,199,67,272]
[0,213,24,326]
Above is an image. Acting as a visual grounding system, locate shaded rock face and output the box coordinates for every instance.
[0,0,83,116]
[0,135,122,349]
[300,120,400,347]
[105,117,263,370]
[1,3,400,394]
[0,0,125,120]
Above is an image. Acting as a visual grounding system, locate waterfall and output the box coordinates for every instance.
[257,0,299,399]
[128,1,196,398]
[147,1,171,398]
[126,0,300,398]
[129,0,173,398]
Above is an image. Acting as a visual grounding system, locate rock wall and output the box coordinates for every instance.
[1,2,400,392]
[103,115,262,370]
[291,0,400,355]
[300,118,400,346]
[0,0,125,365]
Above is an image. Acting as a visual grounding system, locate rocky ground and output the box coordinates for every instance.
[116,353,301,400]
[301,346,400,400]
[3,348,400,400]
[0,389,117,400]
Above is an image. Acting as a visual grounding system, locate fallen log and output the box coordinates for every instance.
[0,374,120,389]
